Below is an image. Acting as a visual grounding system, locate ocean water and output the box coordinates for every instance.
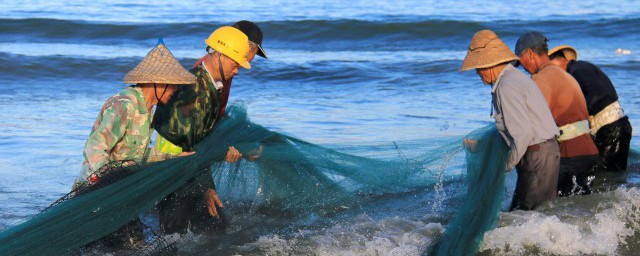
[1,0,640,255]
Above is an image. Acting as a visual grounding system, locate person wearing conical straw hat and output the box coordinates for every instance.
[150,25,264,234]
[73,39,195,189]
[71,40,196,245]
[548,45,632,173]
[461,30,560,211]
[514,32,599,197]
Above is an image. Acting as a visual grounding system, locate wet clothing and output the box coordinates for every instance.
[75,86,152,187]
[594,117,632,171]
[565,60,632,172]
[531,64,599,158]
[511,138,560,210]
[557,154,598,196]
[492,64,560,211]
[491,64,559,170]
[158,171,225,234]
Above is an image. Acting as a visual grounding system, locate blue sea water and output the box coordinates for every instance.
[1,0,640,255]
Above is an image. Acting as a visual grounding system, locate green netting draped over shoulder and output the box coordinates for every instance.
[0,103,510,255]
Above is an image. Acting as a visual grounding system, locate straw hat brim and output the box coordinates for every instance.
[461,30,520,71]
[548,45,578,61]
[124,43,196,85]
[461,54,519,71]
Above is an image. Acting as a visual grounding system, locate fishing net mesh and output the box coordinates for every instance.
[434,126,508,256]
[0,103,510,256]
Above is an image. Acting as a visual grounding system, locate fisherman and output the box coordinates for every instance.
[548,45,632,173]
[73,40,195,188]
[152,22,266,234]
[72,40,196,244]
[461,30,560,210]
[515,32,600,196]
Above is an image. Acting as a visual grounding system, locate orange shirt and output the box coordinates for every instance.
[532,64,599,158]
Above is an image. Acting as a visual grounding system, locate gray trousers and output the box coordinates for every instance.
[510,138,560,211]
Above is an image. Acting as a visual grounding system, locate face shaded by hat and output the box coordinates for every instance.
[461,30,519,71]
[548,44,578,61]
[232,20,268,59]
[124,40,195,85]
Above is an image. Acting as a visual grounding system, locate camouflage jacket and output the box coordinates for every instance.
[153,63,230,151]
[75,86,152,186]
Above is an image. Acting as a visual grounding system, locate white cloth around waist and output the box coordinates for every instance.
[589,101,625,135]
[557,120,590,142]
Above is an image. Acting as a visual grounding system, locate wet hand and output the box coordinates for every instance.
[204,188,223,219]
[245,145,263,161]
[463,139,478,152]
[225,146,242,163]
[177,151,195,157]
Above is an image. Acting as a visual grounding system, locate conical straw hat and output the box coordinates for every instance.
[124,40,195,85]
[548,44,577,61]
[461,30,519,71]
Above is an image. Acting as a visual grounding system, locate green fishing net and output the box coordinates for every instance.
[434,126,509,256]
[0,103,510,256]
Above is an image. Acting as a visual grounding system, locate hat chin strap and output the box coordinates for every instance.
[489,68,496,85]
[154,83,169,105]
[217,54,227,83]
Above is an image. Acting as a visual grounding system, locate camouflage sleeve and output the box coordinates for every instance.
[83,99,129,173]
[190,92,210,147]
[153,85,197,150]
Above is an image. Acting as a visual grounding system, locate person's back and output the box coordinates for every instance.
[568,60,632,171]
[532,64,598,158]
[494,65,559,153]
[515,32,599,196]
[549,45,632,173]
[567,60,618,116]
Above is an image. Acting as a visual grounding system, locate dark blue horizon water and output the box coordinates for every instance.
[1,1,640,255]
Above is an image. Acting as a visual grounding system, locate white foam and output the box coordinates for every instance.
[242,214,443,256]
[480,187,640,255]
[616,48,632,55]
